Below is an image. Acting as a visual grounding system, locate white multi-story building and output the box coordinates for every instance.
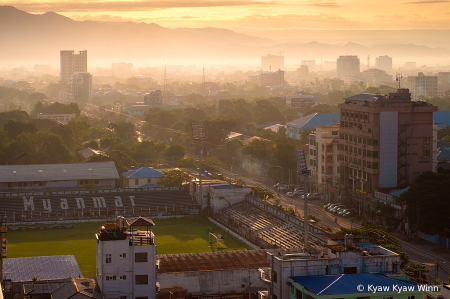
[72,72,93,102]
[96,216,158,299]
[407,72,438,100]
[308,123,340,200]
[37,113,76,125]
[60,50,87,83]
[375,55,393,73]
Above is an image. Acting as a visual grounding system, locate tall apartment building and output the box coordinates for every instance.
[337,89,437,212]
[260,70,284,86]
[261,54,284,72]
[375,55,392,73]
[96,216,158,299]
[336,55,360,78]
[308,123,341,201]
[72,72,92,102]
[407,72,438,100]
[60,50,87,83]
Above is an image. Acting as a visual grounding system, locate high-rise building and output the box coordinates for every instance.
[72,72,92,102]
[407,72,438,99]
[261,54,284,72]
[96,216,158,299]
[60,50,87,83]
[301,60,316,72]
[296,65,309,79]
[336,55,360,78]
[260,70,284,86]
[375,55,392,73]
[337,89,437,212]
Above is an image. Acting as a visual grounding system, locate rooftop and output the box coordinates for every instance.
[0,162,119,183]
[290,273,419,295]
[121,167,163,179]
[285,113,340,130]
[3,255,82,282]
[52,277,102,299]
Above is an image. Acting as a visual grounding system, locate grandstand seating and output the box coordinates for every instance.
[215,201,323,249]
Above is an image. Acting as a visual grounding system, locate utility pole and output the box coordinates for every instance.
[191,123,207,214]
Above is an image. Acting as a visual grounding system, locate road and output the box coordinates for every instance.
[205,162,450,282]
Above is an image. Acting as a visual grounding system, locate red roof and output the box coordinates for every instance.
[127,216,155,227]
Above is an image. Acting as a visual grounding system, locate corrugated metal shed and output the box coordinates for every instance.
[0,162,119,183]
[291,273,419,295]
[3,255,82,282]
[285,113,340,130]
[121,167,163,179]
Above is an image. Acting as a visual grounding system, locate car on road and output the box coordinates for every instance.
[325,203,339,210]
[286,192,295,197]
[329,205,345,212]
[333,206,346,213]
[342,211,352,217]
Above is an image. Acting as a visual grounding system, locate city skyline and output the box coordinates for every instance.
[1,0,450,30]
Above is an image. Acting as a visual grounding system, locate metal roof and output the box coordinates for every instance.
[437,147,450,161]
[157,248,302,274]
[389,187,410,197]
[121,167,163,179]
[3,255,82,282]
[285,113,340,130]
[291,273,419,295]
[0,162,119,183]
[52,278,103,299]
[344,93,380,102]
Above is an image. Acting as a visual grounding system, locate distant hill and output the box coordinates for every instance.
[1,6,449,66]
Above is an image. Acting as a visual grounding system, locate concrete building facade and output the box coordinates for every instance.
[261,54,284,72]
[72,72,92,102]
[336,56,360,78]
[96,217,158,299]
[260,70,284,86]
[337,89,437,210]
[60,50,87,83]
[286,92,321,112]
[407,72,438,99]
[37,113,76,125]
[375,55,393,73]
[308,123,341,201]
[144,90,162,104]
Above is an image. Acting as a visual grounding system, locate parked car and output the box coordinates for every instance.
[293,188,304,196]
[342,211,352,217]
[323,203,332,209]
[333,207,346,213]
[308,193,321,200]
[337,208,350,215]
[329,205,345,212]
[326,203,340,210]
[286,192,295,197]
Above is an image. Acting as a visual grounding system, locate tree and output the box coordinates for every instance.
[107,121,137,142]
[86,140,100,150]
[50,125,74,148]
[68,120,91,146]
[403,263,429,283]
[177,157,197,168]
[3,120,37,140]
[158,169,190,187]
[163,143,185,163]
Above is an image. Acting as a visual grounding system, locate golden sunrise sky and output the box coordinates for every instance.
[4,0,450,29]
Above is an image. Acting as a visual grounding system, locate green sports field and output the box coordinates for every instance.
[6,217,252,277]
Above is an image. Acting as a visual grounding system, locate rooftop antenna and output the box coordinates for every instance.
[396,74,403,89]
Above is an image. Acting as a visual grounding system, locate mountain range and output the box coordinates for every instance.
[1,6,449,67]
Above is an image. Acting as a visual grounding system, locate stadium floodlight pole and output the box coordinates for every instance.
[296,149,310,250]
[191,123,207,214]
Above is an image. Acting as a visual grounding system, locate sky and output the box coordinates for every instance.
[3,0,450,29]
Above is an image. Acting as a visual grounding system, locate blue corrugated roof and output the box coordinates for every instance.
[389,187,410,197]
[434,111,450,129]
[121,167,163,179]
[3,255,82,282]
[286,113,340,130]
[291,273,419,295]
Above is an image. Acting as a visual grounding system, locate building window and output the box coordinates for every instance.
[135,297,148,299]
[120,275,127,280]
[120,296,127,299]
[423,138,430,145]
[120,253,126,258]
[95,179,99,184]
[373,139,378,146]
[332,131,338,135]
[135,252,148,263]
[147,178,151,183]
[135,275,148,285]
[135,179,139,185]
[423,150,430,156]
[105,254,111,264]
[106,276,116,281]
[272,270,277,283]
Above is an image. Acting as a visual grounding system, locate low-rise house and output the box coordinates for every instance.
[121,167,163,188]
